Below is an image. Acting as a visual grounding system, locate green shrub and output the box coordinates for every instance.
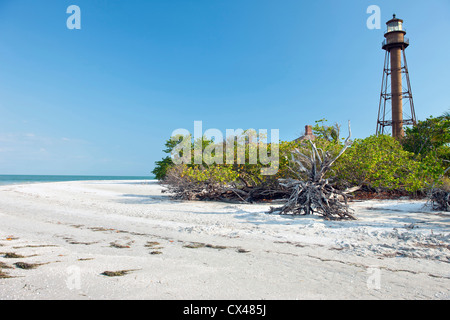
[154,118,447,198]
[402,113,450,163]
[333,135,444,192]
[152,156,173,180]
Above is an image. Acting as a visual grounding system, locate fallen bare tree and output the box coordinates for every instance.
[269,121,356,220]
[428,189,450,211]
[427,166,450,212]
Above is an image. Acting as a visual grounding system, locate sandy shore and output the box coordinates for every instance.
[0,180,449,300]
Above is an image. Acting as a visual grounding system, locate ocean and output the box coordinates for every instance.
[0,175,154,186]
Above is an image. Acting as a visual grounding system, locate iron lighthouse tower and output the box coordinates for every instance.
[376,14,416,138]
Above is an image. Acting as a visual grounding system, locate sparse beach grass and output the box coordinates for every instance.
[14,262,48,270]
[101,269,138,277]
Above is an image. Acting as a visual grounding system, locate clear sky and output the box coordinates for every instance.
[0,0,449,176]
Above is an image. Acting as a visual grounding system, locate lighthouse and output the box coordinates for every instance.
[376,15,416,138]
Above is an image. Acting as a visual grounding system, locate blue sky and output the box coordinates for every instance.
[0,0,449,176]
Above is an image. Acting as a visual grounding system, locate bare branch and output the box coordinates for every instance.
[269,121,355,220]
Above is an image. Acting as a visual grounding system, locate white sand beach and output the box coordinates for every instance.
[0,180,449,300]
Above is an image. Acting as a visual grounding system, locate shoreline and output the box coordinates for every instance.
[0,175,155,187]
[0,180,449,299]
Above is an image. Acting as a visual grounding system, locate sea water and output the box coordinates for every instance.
[0,175,154,186]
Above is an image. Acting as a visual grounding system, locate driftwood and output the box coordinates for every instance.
[269,121,356,220]
[162,165,290,203]
[428,189,450,211]
[426,165,450,212]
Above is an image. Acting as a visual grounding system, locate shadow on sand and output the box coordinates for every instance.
[117,194,177,205]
